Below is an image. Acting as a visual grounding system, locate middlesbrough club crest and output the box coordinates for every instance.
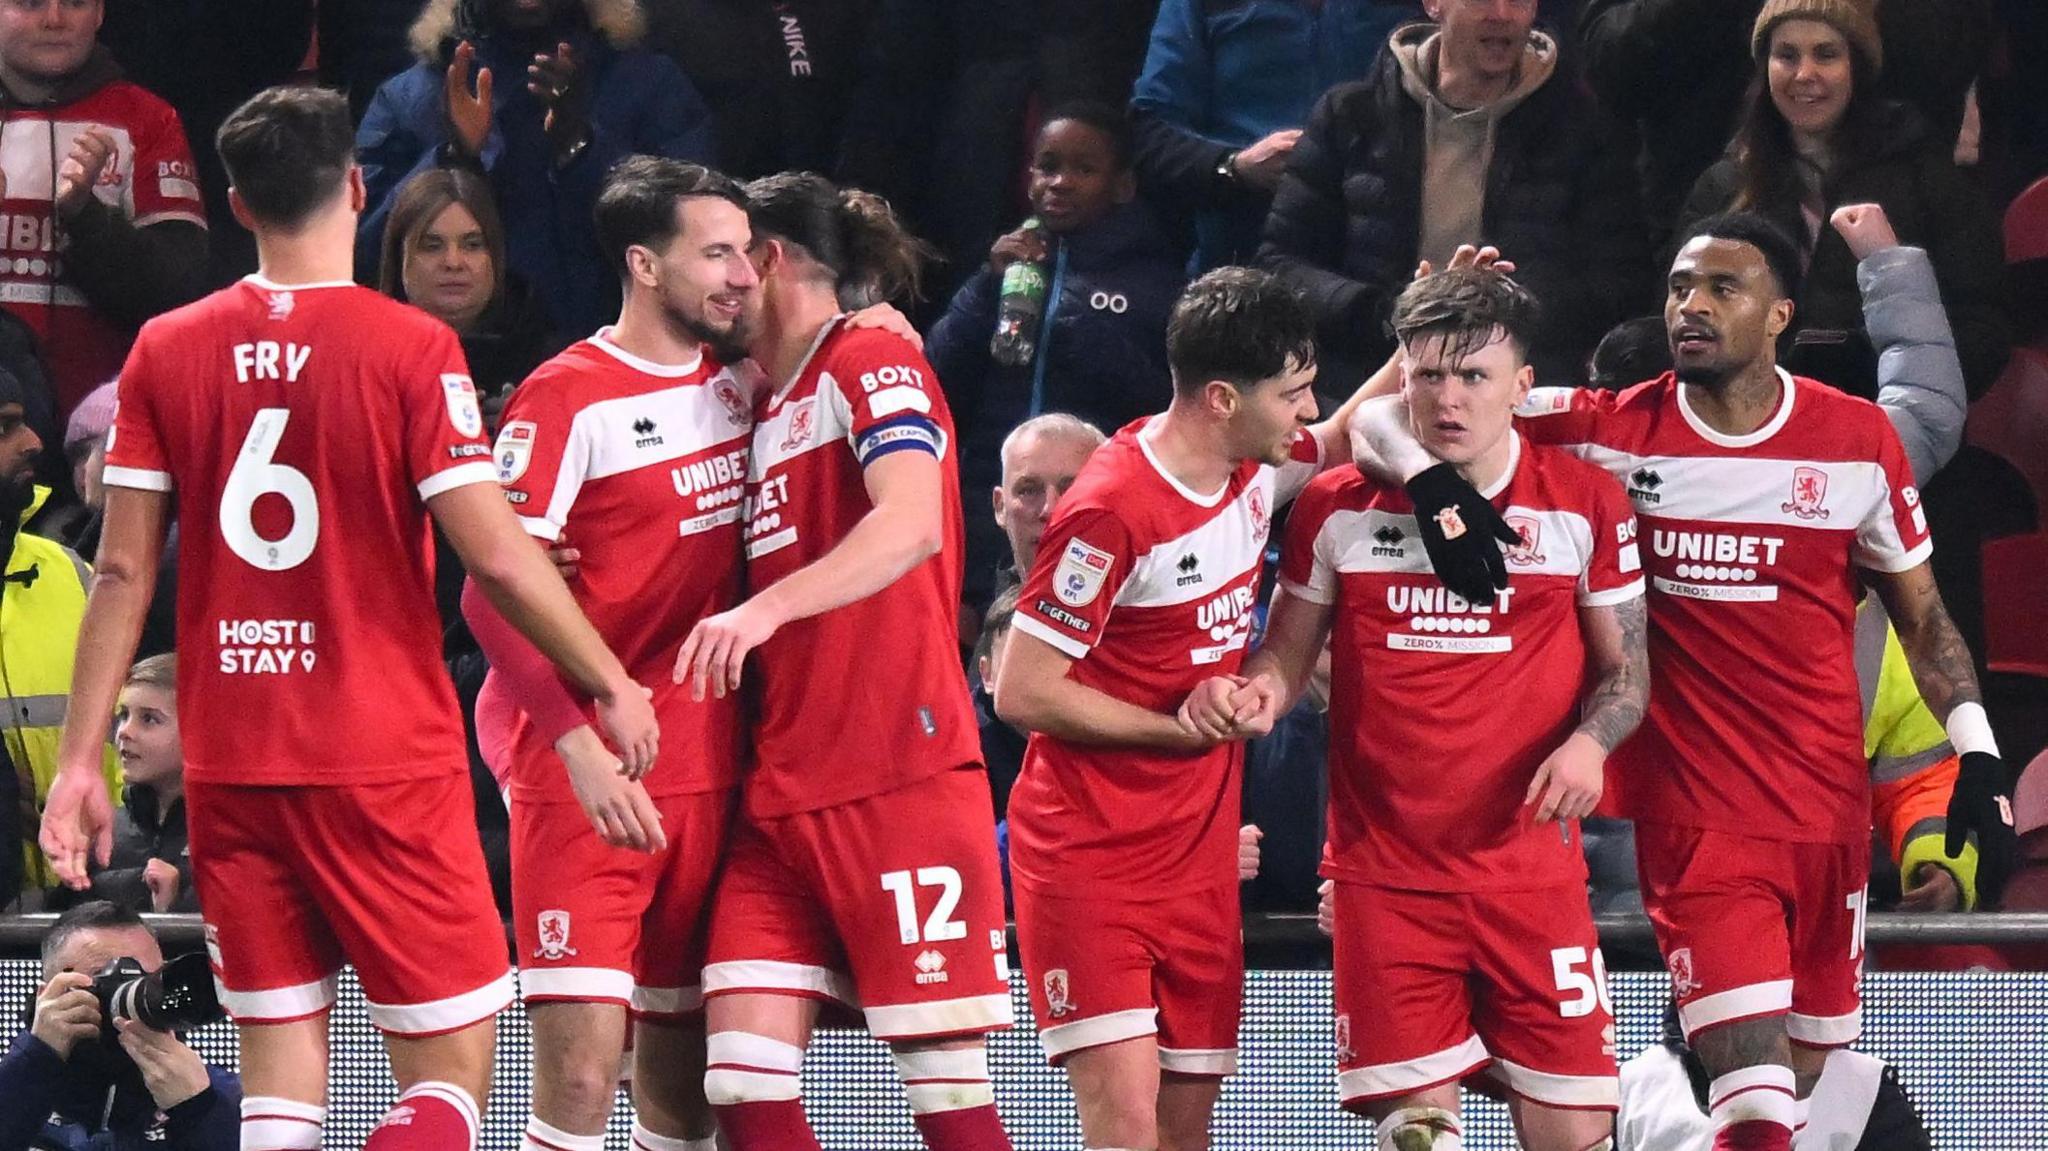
[780,399,817,452]
[533,910,578,961]
[1505,514,1547,567]
[1781,466,1832,520]
[1666,947,1701,998]
[1247,487,1270,538]
[1043,968,1075,1018]
[712,375,750,427]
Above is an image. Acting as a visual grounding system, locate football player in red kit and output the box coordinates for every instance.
[1211,266,1647,1151]
[678,173,1012,1151]
[463,158,757,1151]
[41,88,655,1151]
[994,267,1383,1151]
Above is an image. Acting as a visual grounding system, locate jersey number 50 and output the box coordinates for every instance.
[222,408,319,571]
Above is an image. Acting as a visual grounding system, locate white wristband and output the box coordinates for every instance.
[1944,701,2000,758]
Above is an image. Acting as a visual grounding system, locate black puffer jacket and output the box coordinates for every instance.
[1258,25,1648,389]
[1676,101,2009,400]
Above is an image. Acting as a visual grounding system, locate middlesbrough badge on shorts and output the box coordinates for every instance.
[533,909,578,961]
[1043,968,1075,1018]
[1054,538,1114,607]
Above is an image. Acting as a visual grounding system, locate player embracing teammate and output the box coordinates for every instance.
[996,266,1381,1151]
[1217,266,1647,1151]
[1355,210,2017,1151]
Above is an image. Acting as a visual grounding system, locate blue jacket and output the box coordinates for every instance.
[354,9,714,335]
[1129,0,1413,268]
[928,201,1187,602]
[0,1031,240,1151]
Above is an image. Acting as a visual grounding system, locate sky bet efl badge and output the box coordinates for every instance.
[495,421,536,483]
[442,373,484,438]
[1054,538,1114,607]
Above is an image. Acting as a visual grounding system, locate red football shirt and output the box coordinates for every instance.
[493,330,750,802]
[1006,419,1324,897]
[103,277,493,786]
[0,80,207,417]
[740,317,980,817]
[1281,434,1643,891]
[1516,371,1932,844]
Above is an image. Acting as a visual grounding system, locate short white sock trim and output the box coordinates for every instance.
[396,1080,481,1151]
[1709,1065,1797,1128]
[893,1044,994,1114]
[704,1030,805,1105]
[1375,1105,1464,1150]
[522,1116,605,1151]
[629,1121,716,1151]
[241,1097,326,1151]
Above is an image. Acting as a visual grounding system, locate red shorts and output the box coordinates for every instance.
[186,776,513,1036]
[1635,822,1867,1048]
[702,767,1012,1041]
[512,788,733,1020]
[1331,881,1618,1112]
[1013,882,1243,1076]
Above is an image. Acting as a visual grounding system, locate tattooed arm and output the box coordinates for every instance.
[1526,594,1650,823]
[1866,562,1981,719]
[1577,593,1652,752]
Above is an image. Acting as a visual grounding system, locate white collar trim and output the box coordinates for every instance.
[587,327,704,378]
[1678,366,1797,448]
[1137,417,1229,508]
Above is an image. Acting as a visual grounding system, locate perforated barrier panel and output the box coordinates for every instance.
[5,966,2044,1148]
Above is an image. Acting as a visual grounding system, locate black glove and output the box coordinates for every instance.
[1946,750,2019,907]
[1404,462,1519,605]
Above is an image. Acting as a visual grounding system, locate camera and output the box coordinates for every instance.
[90,951,224,1036]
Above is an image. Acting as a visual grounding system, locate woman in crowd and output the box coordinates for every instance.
[377,166,563,422]
[1675,0,2007,398]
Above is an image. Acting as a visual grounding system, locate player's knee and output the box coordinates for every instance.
[1375,1106,1464,1151]
[891,1043,995,1113]
[540,1053,622,1118]
[702,1031,804,1106]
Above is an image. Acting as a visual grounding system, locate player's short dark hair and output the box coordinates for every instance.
[1589,315,1673,392]
[216,87,356,230]
[593,157,749,280]
[1389,266,1542,367]
[1039,100,1136,171]
[1166,267,1317,396]
[974,584,1023,670]
[1675,211,1804,302]
[41,901,149,972]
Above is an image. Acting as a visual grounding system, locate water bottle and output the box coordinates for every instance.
[989,219,1048,367]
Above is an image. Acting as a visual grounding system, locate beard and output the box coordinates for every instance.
[1673,360,1733,389]
[667,302,754,363]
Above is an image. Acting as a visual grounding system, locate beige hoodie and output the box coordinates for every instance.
[1391,22,1558,269]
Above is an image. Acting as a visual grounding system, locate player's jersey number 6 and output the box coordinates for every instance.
[222,408,319,571]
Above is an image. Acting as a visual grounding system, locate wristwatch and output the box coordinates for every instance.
[1215,150,1241,190]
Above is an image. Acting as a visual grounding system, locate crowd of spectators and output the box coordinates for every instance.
[2,0,2046,974]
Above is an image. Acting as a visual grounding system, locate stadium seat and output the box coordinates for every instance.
[1967,347,2048,512]
[1981,531,2048,678]
[2005,175,2048,266]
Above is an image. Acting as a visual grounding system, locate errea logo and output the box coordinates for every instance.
[1175,553,1203,587]
[633,416,663,449]
[913,949,949,985]
[1372,524,1406,557]
[1627,467,1664,505]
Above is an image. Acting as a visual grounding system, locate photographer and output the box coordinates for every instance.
[0,903,238,1151]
